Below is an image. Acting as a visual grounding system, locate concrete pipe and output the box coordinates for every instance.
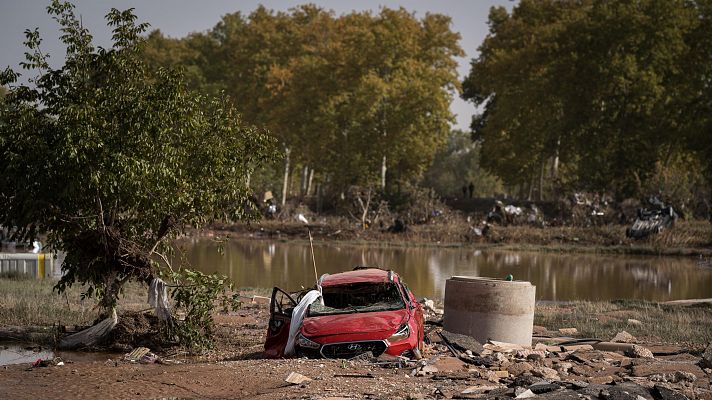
[443,276,536,346]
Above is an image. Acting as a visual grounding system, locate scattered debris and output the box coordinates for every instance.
[626,196,678,239]
[285,371,312,385]
[124,347,158,364]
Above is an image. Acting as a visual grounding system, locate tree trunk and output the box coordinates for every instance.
[306,168,314,196]
[300,165,308,196]
[282,147,290,206]
[539,158,545,201]
[381,155,387,190]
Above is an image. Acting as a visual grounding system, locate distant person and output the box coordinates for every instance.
[468,181,474,199]
[461,185,467,198]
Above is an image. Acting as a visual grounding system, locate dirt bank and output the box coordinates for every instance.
[209,219,712,257]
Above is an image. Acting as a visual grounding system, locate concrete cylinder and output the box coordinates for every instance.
[443,276,536,346]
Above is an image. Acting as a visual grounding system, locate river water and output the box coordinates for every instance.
[181,238,712,301]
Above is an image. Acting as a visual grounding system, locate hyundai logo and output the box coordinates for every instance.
[347,343,362,351]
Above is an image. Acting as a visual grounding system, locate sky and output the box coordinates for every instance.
[0,0,515,131]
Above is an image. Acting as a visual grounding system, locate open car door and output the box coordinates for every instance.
[264,287,297,358]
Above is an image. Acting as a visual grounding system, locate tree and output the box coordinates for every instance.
[422,130,503,198]
[0,1,275,315]
[144,6,463,197]
[463,0,703,201]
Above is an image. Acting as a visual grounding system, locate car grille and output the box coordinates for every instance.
[320,340,387,359]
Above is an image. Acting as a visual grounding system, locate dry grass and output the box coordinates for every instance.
[0,275,149,327]
[535,300,712,348]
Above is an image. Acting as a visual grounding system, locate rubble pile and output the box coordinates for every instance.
[359,320,712,400]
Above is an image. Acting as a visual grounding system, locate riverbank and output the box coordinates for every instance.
[2,277,711,350]
[209,218,712,257]
[2,276,712,399]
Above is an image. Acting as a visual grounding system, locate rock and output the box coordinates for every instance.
[508,361,535,377]
[423,298,435,311]
[495,352,510,364]
[606,382,654,400]
[627,319,643,326]
[416,365,438,376]
[559,328,579,336]
[562,344,594,352]
[440,330,484,355]
[626,345,654,359]
[652,385,689,400]
[530,383,561,394]
[527,353,545,362]
[285,372,311,385]
[611,331,637,343]
[555,362,573,374]
[588,375,615,384]
[702,343,712,369]
[461,384,505,394]
[674,371,696,383]
[532,366,560,380]
[578,384,615,398]
[516,389,537,399]
[538,389,583,400]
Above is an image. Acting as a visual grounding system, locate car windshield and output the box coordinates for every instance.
[308,282,405,316]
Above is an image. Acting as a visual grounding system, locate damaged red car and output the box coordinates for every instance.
[264,267,424,359]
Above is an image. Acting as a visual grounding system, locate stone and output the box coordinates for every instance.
[516,389,537,399]
[508,361,535,377]
[559,328,579,336]
[627,319,643,326]
[285,372,311,385]
[652,385,689,400]
[440,330,484,355]
[416,365,438,376]
[532,366,560,380]
[530,383,561,394]
[611,331,637,343]
[578,384,615,398]
[626,345,654,359]
[556,362,573,373]
[461,384,505,394]
[562,344,594,352]
[702,343,712,369]
[588,375,615,385]
[673,371,696,383]
[527,353,545,362]
[539,389,584,400]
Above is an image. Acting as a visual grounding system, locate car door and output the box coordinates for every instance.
[264,287,297,358]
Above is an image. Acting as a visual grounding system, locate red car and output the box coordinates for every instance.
[264,267,425,359]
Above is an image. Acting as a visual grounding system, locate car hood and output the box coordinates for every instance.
[301,309,409,338]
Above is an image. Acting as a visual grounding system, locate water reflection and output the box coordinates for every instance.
[180,238,712,301]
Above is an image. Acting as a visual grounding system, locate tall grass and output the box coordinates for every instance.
[535,300,712,348]
[0,276,148,327]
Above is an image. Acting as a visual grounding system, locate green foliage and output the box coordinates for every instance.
[422,130,503,198]
[0,1,275,311]
[163,268,237,350]
[144,6,463,193]
[463,0,712,203]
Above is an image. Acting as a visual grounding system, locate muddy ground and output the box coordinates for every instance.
[2,300,712,400]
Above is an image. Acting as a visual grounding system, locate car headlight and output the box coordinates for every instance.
[387,323,410,343]
[296,333,321,349]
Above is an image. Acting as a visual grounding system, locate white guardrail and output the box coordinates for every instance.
[0,253,59,278]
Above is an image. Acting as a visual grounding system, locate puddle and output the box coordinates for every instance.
[0,343,115,366]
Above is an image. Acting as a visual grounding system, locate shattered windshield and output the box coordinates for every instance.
[308,282,405,316]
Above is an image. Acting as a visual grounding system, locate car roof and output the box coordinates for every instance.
[321,268,395,287]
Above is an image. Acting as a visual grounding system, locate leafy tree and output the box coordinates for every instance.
[0,2,275,313]
[463,0,704,201]
[144,6,463,197]
[422,130,502,198]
